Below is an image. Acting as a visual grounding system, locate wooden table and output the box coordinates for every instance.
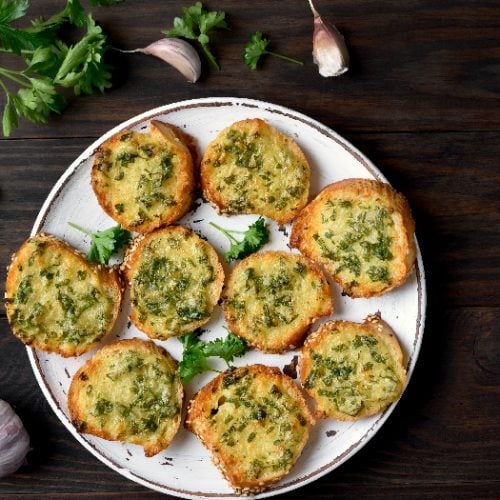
[1,1,499,498]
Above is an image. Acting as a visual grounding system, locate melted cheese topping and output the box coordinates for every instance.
[130,231,218,337]
[75,344,181,444]
[304,327,405,417]
[7,238,117,351]
[225,253,330,349]
[205,124,308,218]
[94,131,185,228]
[204,368,310,483]
[310,199,398,293]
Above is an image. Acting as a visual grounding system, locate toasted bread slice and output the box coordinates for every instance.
[91,120,196,233]
[299,314,406,421]
[223,251,332,353]
[5,234,122,357]
[122,226,224,340]
[290,179,416,298]
[201,119,310,225]
[68,338,183,456]
[186,364,314,495]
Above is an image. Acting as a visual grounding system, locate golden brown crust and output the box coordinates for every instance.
[91,120,196,233]
[222,251,332,353]
[201,119,310,225]
[186,364,314,494]
[290,178,416,298]
[5,233,123,357]
[68,338,183,456]
[298,314,407,421]
[122,225,224,340]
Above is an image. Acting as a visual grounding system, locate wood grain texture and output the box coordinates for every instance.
[0,0,499,140]
[0,0,499,497]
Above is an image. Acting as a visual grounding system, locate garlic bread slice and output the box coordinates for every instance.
[299,315,407,421]
[186,364,314,495]
[91,120,195,233]
[223,251,332,353]
[5,234,122,357]
[68,338,183,456]
[123,226,224,340]
[201,119,310,225]
[290,178,416,297]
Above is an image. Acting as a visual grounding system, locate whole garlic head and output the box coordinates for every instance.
[0,400,30,478]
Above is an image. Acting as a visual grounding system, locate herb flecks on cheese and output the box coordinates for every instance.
[68,339,183,457]
[6,236,120,356]
[223,251,331,352]
[202,119,310,225]
[300,319,406,420]
[126,227,223,339]
[186,365,313,493]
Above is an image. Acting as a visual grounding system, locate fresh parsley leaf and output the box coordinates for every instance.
[29,0,87,32]
[0,0,28,25]
[178,329,248,384]
[210,217,270,262]
[244,31,303,70]
[162,1,227,70]
[68,222,131,265]
[0,0,42,54]
[54,16,112,95]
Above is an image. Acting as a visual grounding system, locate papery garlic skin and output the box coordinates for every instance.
[120,38,202,83]
[309,0,349,77]
[142,38,201,83]
[0,400,30,478]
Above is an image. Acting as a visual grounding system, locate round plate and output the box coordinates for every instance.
[27,97,426,499]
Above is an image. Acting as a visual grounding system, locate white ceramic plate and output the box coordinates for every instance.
[28,97,426,499]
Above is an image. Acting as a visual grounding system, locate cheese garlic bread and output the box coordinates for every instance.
[5,234,122,357]
[186,364,314,495]
[68,338,183,456]
[123,226,224,340]
[290,178,416,297]
[299,315,406,421]
[223,251,332,353]
[201,119,310,225]
[91,120,195,233]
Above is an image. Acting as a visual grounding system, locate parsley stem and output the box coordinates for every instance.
[0,68,30,87]
[265,51,304,66]
[201,44,220,71]
[209,222,243,243]
[68,222,93,237]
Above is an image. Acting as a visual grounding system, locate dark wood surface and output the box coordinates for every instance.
[1,0,499,498]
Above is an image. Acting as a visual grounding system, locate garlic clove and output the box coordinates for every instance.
[0,400,30,478]
[308,0,349,77]
[120,38,202,83]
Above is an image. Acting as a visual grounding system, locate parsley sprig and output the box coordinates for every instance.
[68,222,131,265]
[244,31,303,70]
[0,0,112,136]
[209,217,270,262]
[179,329,248,384]
[162,1,227,70]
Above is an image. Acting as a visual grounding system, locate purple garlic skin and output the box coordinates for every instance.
[309,0,349,77]
[0,400,30,478]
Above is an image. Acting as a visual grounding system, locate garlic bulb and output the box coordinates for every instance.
[0,400,30,478]
[308,0,349,77]
[118,38,202,83]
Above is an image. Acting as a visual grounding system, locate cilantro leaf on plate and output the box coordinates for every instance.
[68,222,132,265]
[210,217,270,262]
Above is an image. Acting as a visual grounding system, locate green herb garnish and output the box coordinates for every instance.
[244,32,303,70]
[179,329,248,384]
[0,0,112,137]
[209,217,269,262]
[68,222,131,265]
[162,1,227,70]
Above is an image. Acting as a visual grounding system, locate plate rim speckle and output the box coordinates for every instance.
[26,97,426,499]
